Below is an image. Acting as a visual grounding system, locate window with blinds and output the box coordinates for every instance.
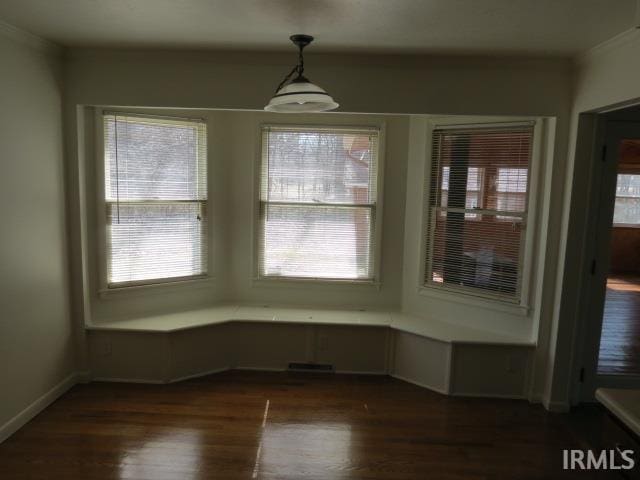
[103,113,207,287]
[259,125,380,281]
[424,124,534,301]
[613,174,640,225]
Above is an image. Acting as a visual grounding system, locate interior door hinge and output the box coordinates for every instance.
[601,144,607,162]
[579,367,585,383]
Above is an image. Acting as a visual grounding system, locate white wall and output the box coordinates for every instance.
[81,108,409,323]
[226,110,409,308]
[88,323,390,382]
[0,14,634,432]
[63,47,573,401]
[401,116,540,341]
[83,108,233,323]
[0,26,75,434]
[546,29,640,409]
[573,31,640,113]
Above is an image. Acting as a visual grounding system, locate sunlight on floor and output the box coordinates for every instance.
[118,429,203,480]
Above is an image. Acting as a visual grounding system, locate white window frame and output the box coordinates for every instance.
[418,117,544,309]
[253,122,385,285]
[95,109,212,294]
[612,173,640,228]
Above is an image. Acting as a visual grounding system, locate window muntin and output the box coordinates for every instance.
[259,126,380,281]
[103,114,207,287]
[613,174,640,226]
[425,125,533,301]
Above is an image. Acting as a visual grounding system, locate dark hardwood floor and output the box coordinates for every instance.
[0,370,617,479]
[598,275,640,376]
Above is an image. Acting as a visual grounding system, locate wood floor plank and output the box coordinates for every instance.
[0,371,619,479]
[598,275,640,375]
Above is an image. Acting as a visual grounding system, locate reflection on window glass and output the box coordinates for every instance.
[426,125,533,300]
[496,167,527,220]
[614,174,640,225]
[440,166,483,219]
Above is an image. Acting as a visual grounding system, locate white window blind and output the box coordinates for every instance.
[425,124,534,300]
[103,113,207,287]
[259,125,380,281]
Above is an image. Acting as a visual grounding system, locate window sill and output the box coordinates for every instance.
[99,275,215,299]
[417,285,530,316]
[252,276,381,290]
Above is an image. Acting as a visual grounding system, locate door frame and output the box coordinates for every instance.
[575,119,640,401]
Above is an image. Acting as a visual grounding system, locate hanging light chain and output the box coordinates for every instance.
[273,39,307,94]
[264,34,338,112]
[274,65,298,94]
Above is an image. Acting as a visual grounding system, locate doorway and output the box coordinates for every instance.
[580,113,640,399]
[598,143,640,376]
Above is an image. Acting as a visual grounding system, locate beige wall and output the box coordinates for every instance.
[88,323,390,382]
[401,116,556,342]
[573,31,640,113]
[226,110,409,308]
[0,28,76,432]
[63,49,572,116]
[63,47,573,401]
[82,109,408,324]
[83,108,233,323]
[0,15,635,429]
[548,29,640,409]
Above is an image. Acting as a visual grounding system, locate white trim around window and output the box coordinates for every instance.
[417,116,545,311]
[95,109,213,295]
[253,123,386,285]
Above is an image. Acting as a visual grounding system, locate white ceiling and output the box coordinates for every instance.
[0,0,637,56]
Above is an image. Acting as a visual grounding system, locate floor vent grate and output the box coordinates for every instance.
[288,362,334,372]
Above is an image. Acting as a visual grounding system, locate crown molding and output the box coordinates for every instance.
[0,20,61,56]
[575,27,640,67]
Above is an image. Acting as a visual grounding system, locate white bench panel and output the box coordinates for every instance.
[391,331,451,394]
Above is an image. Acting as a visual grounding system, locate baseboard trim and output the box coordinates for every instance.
[391,373,449,395]
[169,367,231,383]
[92,367,388,384]
[450,391,527,400]
[234,366,288,372]
[335,369,387,375]
[543,399,571,413]
[76,371,92,384]
[0,372,78,444]
[528,392,544,405]
[235,367,387,375]
[91,377,166,384]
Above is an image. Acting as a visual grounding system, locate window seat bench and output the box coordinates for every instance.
[85,303,532,346]
[84,304,534,399]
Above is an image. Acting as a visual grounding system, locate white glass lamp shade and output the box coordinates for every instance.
[264,80,339,113]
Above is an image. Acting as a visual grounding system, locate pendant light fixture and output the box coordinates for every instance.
[264,34,339,113]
